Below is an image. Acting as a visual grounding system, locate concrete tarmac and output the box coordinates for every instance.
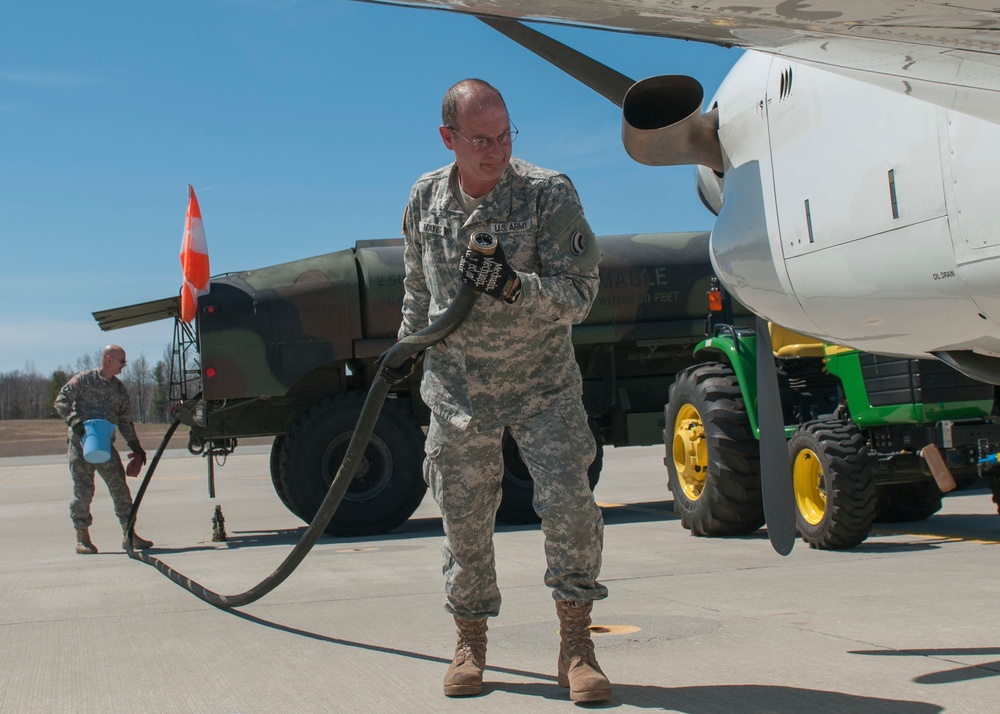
[1,444,999,713]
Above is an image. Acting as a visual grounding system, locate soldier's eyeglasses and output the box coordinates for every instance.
[447,123,518,151]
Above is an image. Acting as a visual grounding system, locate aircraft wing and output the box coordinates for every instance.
[358,0,1000,120]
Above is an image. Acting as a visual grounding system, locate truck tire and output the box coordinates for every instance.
[495,419,603,526]
[991,475,1000,516]
[788,419,876,549]
[279,393,426,537]
[874,481,943,522]
[665,363,765,536]
[269,435,297,514]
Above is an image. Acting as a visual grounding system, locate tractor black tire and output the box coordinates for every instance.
[788,419,876,549]
[279,392,426,537]
[874,481,943,522]
[269,435,298,514]
[990,475,1000,516]
[495,419,603,526]
[664,363,765,536]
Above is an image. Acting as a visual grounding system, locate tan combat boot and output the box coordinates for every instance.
[444,616,488,697]
[121,520,153,550]
[556,600,612,702]
[76,527,97,555]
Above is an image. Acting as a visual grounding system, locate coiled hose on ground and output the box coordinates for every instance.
[124,281,481,609]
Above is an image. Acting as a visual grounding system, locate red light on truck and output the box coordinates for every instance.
[707,287,724,313]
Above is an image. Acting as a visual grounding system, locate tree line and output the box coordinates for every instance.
[0,346,175,423]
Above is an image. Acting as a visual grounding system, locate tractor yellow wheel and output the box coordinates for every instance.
[792,447,826,526]
[665,363,764,536]
[672,403,708,502]
[787,420,875,549]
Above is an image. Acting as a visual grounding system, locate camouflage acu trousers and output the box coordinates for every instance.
[424,398,608,620]
[68,436,133,529]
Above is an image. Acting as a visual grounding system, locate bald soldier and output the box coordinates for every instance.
[397,79,611,702]
[53,344,153,554]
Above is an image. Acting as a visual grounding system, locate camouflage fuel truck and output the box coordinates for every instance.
[96,232,749,537]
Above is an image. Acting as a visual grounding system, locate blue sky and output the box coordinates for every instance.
[1,0,741,377]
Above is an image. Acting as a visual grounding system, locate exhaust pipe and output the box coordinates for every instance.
[622,75,723,174]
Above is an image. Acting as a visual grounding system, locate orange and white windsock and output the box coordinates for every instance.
[179,184,210,323]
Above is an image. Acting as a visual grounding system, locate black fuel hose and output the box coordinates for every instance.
[125,281,481,609]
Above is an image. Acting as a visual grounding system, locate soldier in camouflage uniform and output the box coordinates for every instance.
[53,344,153,554]
[398,79,611,702]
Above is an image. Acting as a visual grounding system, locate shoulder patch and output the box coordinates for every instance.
[555,215,601,272]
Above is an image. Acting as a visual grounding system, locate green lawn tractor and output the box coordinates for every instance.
[664,285,1000,549]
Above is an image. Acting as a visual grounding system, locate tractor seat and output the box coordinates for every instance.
[768,323,826,358]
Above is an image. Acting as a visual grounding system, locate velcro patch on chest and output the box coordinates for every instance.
[491,220,532,234]
[419,220,446,236]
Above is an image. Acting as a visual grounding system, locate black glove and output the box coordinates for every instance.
[128,446,147,465]
[69,417,85,438]
[459,240,521,303]
[376,349,424,385]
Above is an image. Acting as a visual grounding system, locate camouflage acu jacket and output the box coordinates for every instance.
[399,157,601,431]
[53,369,140,449]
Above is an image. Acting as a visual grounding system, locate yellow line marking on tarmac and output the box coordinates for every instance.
[596,501,675,517]
[598,501,997,543]
[871,529,1000,545]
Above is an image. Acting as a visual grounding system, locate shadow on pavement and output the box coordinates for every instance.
[850,646,1000,684]
[230,610,944,713]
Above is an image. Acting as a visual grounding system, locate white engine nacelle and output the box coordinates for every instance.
[624,50,1000,382]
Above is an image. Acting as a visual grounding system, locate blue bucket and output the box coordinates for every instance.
[82,419,116,464]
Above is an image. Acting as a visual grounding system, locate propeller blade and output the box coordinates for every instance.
[755,316,796,555]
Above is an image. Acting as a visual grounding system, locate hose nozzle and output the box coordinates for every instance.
[470,231,498,255]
